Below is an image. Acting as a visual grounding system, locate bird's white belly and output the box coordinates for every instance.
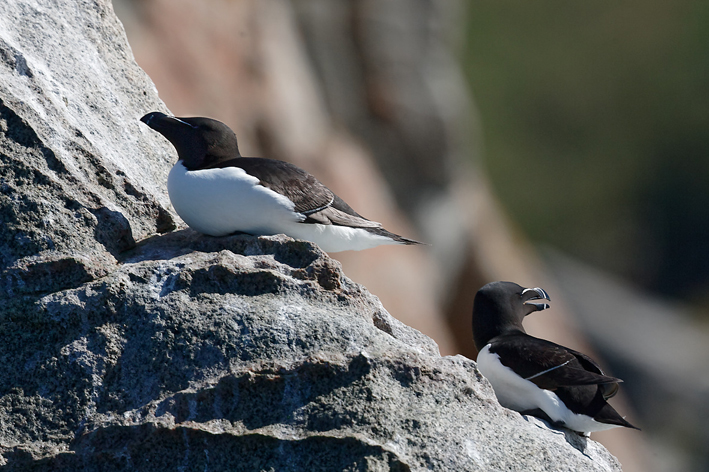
[167,162,301,237]
[283,223,395,253]
[476,345,619,434]
[167,162,397,252]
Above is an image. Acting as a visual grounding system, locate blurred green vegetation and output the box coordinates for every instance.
[464,1,709,306]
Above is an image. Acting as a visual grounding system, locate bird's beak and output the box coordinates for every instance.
[140,112,197,131]
[140,111,166,128]
[521,287,550,314]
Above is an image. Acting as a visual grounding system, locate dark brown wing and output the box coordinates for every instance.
[302,195,382,228]
[560,344,620,399]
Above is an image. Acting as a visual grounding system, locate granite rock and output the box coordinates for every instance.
[1,230,620,471]
[0,0,177,303]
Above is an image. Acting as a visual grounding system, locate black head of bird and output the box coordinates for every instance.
[472,281,551,350]
[141,112,239,169]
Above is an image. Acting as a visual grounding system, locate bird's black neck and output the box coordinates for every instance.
[473,319,525,350]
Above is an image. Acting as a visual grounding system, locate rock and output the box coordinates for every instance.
[1,230,619,471]
[0,0,623,471]
[0,0,177,305]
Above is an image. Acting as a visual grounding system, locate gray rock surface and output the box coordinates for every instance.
[0,0,176,306]
[0,0,622,470]
[2,232,620,472]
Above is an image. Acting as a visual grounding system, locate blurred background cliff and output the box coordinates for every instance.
[112,1,709,470]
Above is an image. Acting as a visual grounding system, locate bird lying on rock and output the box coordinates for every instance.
[472,281,638,435]
[140,112,422,253]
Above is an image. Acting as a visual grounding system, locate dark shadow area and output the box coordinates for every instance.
[522,414,591,455]
[154,354,374,431]
[15,427,411,472]
[92,207,136,256]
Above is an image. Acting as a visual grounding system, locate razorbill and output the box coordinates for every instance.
[472,281,638,435]
[140,112,422,252]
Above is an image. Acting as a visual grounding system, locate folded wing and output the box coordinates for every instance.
[488,334,622,392]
